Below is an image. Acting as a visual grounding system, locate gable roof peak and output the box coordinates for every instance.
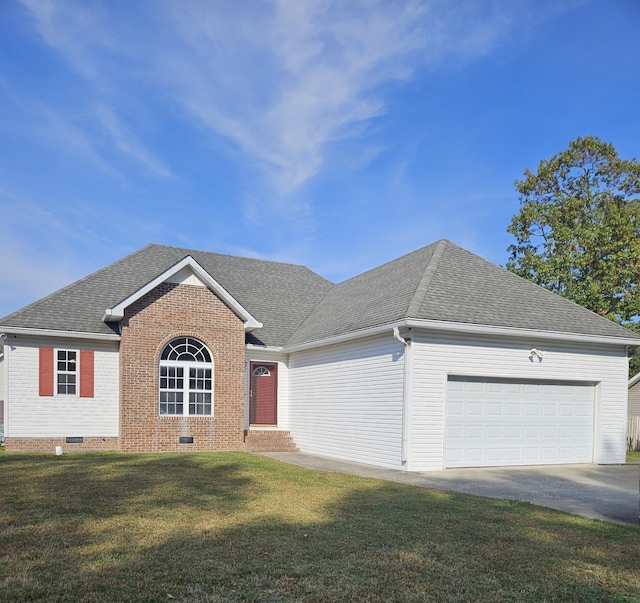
[103,255,263,331]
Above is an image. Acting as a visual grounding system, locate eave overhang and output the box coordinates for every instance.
[0,326,121,342]
[283,318,640,353]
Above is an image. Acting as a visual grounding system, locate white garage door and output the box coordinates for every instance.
[445,377,594,468]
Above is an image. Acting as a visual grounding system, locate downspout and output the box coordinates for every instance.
[393,327,412,466]
[0,333,6,445]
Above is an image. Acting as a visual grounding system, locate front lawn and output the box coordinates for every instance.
[1,452,639,602]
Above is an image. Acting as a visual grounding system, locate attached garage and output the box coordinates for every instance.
[445,376,595,468]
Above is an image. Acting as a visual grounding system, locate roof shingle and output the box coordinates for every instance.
[285,239,640,345]
[2,240,638,347]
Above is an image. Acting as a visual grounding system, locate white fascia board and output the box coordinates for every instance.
[629,372,640,388]
[245,344,284,353]
[405,318,640,347]
[283,318,640,353]
[0,325,121,342]
[284,321,406,353]
[102,255,263,332]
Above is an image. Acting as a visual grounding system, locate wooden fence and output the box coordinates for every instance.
[628,415,640,452]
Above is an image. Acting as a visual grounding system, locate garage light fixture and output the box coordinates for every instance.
[529,348,544,361]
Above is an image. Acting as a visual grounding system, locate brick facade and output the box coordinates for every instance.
[119,282,246,453]
[5,437,119,453]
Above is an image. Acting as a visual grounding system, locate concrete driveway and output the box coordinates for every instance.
[263,452,640,527]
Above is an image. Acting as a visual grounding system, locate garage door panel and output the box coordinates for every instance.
[467,402,483,415]
[487,403,502,415]
[524,448,540,460]
[446,425,463,439]
[446,377,594,468]
[505,425,521,438]
[506,404,521,416]
[467,425,483,438]
[486,425,502,439]
[486,448,502,461]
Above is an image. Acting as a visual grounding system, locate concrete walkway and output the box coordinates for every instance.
[263,452,640,528]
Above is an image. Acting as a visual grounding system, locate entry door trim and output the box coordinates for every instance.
[249,361,278,425]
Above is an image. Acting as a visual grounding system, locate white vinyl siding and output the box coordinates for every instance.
[0,350,5,405]
[5,337,119,438]
[0,350,5,429]
[409,331,628,471]
[288,334,406,469]
[629,382,640,416]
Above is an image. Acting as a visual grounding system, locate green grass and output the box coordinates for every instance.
[628,450,640,463]
[1,452,639,602]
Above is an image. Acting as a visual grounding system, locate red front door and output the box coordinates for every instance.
[250,362,278,425]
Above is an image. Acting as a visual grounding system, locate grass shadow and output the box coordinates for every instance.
[1,453,639,602]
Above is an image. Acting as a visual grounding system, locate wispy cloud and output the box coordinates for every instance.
[163,0,497,193]
[96,107,173,178]
[18,0,571,197]
[0,189,87,312]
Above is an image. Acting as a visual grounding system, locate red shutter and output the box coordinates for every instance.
[80,349,94,398]
[39,348,54,396]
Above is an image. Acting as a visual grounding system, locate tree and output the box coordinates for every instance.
[507,136,640,375]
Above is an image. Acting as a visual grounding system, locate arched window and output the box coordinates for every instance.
[159,337,213,416]
[252,366,271,377]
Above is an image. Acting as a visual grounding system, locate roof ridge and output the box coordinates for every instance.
[155,242,328,273]
[405,239,447,318]
[0,244,156,324]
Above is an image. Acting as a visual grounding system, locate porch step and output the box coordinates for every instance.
[245,429,299,453]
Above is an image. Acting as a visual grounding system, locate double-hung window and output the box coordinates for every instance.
[38,348,94,398]
[57,350,77,395]
[159,337,213,416]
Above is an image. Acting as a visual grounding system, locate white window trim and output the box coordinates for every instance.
[159,360,214,417]
[56,348,78,397]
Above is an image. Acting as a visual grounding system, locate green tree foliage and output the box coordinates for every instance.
[507,136,640,375]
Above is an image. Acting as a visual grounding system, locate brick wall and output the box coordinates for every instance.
[5,437,119,453]
[119,282,246,453]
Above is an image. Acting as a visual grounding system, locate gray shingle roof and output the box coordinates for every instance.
[0,244,333,347]
[2,239,638,347]
[285,239,640,345]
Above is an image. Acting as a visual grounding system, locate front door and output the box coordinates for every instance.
[250,362,278,425]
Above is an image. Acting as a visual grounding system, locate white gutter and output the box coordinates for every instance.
[284,318,640,353]
[404,318,640,347]
[284,321,407,353]
[245,344,284,353]
[0,326,121,342]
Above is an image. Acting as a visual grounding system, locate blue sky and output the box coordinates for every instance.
[1,0,639,318]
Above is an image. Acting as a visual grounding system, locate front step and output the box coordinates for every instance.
[244,429,299,453]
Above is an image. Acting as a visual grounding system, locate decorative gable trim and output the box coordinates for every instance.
[102,256,263,332]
